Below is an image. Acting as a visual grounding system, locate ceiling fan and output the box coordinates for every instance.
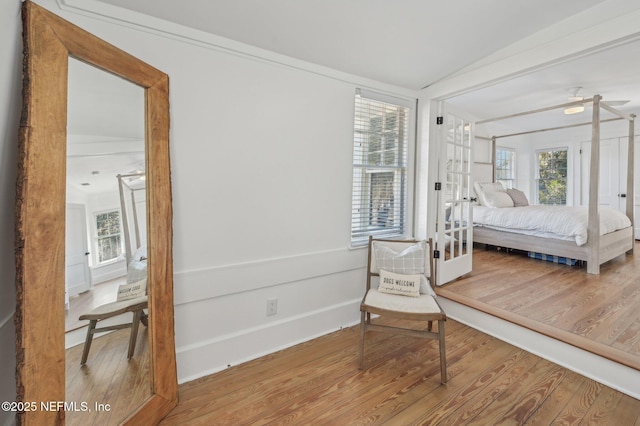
[563,87,629,115]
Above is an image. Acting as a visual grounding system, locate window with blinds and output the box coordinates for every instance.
[351,91,410,244]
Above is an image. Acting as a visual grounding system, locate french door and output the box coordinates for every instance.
[434,104,474,285]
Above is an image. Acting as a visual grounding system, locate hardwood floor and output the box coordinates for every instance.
[437,242,640,370]
[65,326,150,425]
[161,319,640,425]
[66,278,123,332]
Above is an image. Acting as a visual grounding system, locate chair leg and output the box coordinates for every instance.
[80,320,97,365]
[438,320,447,384]
[359,311,366,370]
[128,309,143,359]
[427,320,433,331]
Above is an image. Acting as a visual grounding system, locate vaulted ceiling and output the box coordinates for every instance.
[93,0,640,131]
[96,0,605,90]
[67,0,640,192]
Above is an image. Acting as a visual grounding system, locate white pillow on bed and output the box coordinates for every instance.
[474,181,506,206]
[474,181,505,195]
[482,190,514,208]
[127,259,147,284]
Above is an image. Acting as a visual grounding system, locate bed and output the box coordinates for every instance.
[468,95,635,274]
[471,182,633,269]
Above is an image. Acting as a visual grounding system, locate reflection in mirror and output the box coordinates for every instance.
[64,58,150,425]
[18,3,177,423]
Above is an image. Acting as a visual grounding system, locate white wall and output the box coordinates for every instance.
[514,122,636,207]
[0,1,22,424]
[10,0,419,389]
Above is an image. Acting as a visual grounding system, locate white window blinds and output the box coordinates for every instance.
[351,90,410,244]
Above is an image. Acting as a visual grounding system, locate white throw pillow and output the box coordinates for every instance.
[474,181,505,194]
[373,240,426,275]
[372,240,430,294]
[117,278,147,301]
[482,190,515,208]
[474,181,506,206]
[126,259,147,284]
[378,269,421,297]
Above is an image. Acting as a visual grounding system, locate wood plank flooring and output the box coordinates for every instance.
[437,242,640,370]
[66,278,122,332]
[65,326,150,425]
[161,319,640,425]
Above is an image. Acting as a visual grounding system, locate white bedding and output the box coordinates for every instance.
[473,205,631,246]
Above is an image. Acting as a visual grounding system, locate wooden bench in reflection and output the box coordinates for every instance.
[78,295,148,365]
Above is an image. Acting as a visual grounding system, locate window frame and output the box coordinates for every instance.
[495,147,516,189]
[94,209,124,264]
[350,89,416,246]
[535,147,569,205]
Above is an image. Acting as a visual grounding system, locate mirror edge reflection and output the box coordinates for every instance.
[16,1,177,424]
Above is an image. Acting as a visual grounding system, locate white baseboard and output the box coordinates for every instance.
[176,299,361,384]
[439,297,640,399]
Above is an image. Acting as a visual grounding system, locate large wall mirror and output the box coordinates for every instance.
[16,2,177,424]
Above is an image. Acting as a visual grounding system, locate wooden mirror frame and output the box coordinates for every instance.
[16,2,178,424]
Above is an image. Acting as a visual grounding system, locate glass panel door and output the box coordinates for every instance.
[436,105,474,285]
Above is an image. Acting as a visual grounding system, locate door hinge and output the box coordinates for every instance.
[436,116,443,125]
[435,182,442,191]
[434,250,440,259]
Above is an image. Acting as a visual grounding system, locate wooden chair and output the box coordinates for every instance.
[359,236,447,384]
[78,295,148,365]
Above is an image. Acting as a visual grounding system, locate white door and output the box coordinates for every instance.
[581,138,623,210]
[434,104,474,285]
[581,137,638,239]
[580,137,639,212]
[66,203,91,296]
[621,137,640,239]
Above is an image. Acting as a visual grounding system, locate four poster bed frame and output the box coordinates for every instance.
[117,172,146,265]
[473,95,635,274]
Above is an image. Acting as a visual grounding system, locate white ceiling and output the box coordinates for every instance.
[69,0,640,194]
[96,0,605,90]
[447,38,640,137]
[92,0,640,131]
[67,58,145,195]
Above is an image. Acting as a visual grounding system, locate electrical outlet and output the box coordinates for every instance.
[266,298,278,316]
